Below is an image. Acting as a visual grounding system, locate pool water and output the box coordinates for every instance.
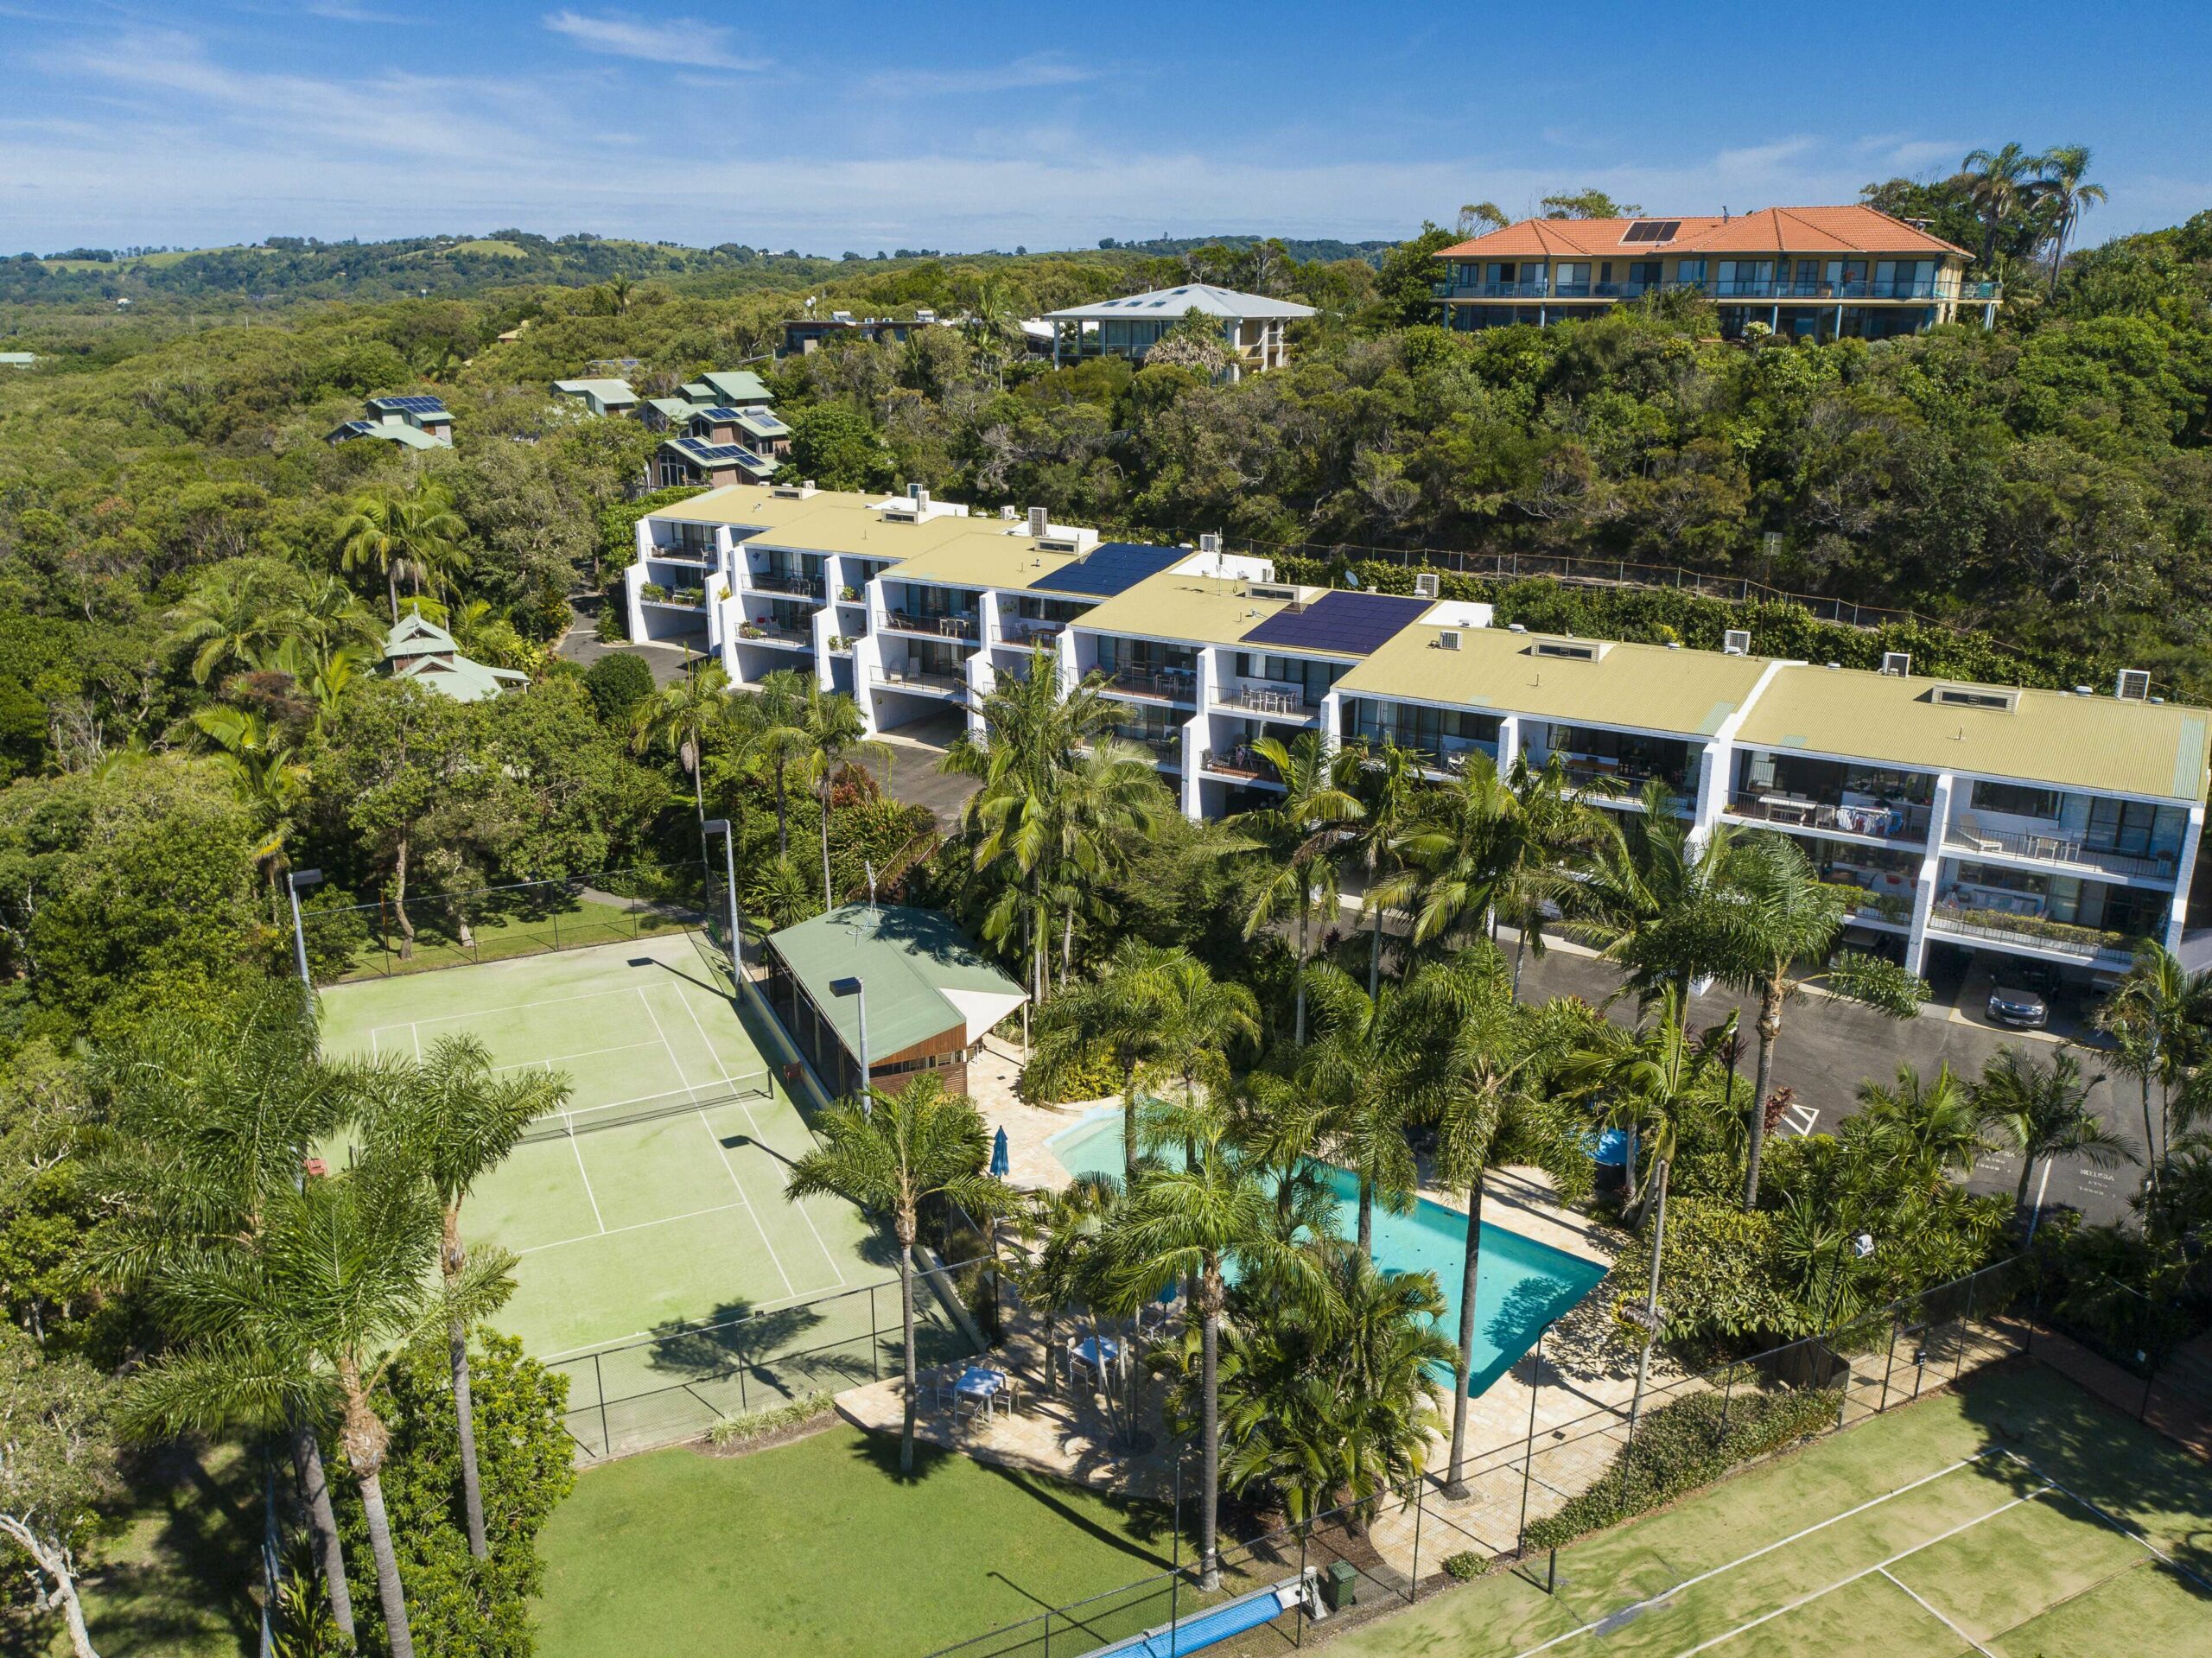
[1047,1110,1608,1396]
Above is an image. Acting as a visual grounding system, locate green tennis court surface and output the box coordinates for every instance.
[318,931,899,1363]
[1328,1365,2212,1658]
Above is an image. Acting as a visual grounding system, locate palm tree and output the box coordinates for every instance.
[741,668,818,858]
[1492,755,1607,1001]
[1037,742,1166,987]
[1116,1095,1332,1589]
[1237,733,1363,1045]
[1560,986,1717,1227]
[130,1160,512,1658]
[1340,737,1424,995]
[289,572,385,659]
[1971,1046,2133,1231]
[1849,1064,1988,1200]
[166,563,292,686]
[1030,940,1179,1184]
[630,660,731,823]
[83,982,365,1645]
[1147,953,1261,1116]
[784,1075,1009,1476]
[191,705,309,924]
[337,483,469,624]
[2095,941,2212,1197]
[2036,145,2107,295]
[1960,143,2046,272]
[801,687,891,909]
[1573,784,1738,1010]
[360,1036,568,1560]
[1380,751,1510,966]
[1722,834,1926,1209]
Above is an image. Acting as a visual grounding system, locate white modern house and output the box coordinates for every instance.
[622,484,2209,989]
[1043,284,1315,380]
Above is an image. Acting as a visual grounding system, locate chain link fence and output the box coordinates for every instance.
[302,865,709,984]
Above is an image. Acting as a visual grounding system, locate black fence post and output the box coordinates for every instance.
[594,1352,609,1457]
[1955,1274,1976,1382]
[1409,1479,1423,1603]
[1878,1318,1898,1414]
[1295,1529,1307,1648]
[871,1283,880,1382]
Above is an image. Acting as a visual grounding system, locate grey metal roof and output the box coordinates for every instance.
[1044,283,1315,322]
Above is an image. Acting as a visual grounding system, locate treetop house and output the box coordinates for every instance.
[326,393,454,449]
[381,611,526,702]
[762,904,1028,1102]
[1433,205,1997,340]
[1043,284,1314,379]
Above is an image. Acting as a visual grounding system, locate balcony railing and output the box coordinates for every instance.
[1925,903,2136,962]
[1103,666,1198,703]
[734,620,811,647]
[1216,683,1322,720]
[645,549,715,568]
[1433,277,1989,304]
[1941,822,2180,882]
[1000,618,1067,645]
[872,664,967,696]
[1199,746,1281,785]
[877,611,978,641]
[1726,792,1928,842]
[1558,758,1690,797]
[749,571,823,598]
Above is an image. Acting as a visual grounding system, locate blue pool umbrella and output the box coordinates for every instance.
[1587,1128,1630,1166]
[989,1126,1010,1179]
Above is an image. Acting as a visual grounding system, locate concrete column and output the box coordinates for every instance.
[1905,772,1956,974]
[1319,689,1343,756]
[1690,740,1729,843]
[1495,715,1522,772]
[2164,803,2204,951]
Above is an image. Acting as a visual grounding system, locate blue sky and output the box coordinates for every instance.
[3,0,2208,254]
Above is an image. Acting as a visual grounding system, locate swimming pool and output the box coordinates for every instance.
[1047,1110,1609,1396]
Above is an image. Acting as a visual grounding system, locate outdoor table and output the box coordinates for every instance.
[952,1365,1005,1422]
[1070,1336,1122,1386]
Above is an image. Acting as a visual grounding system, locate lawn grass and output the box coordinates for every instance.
[1319,1361,2212,1658]
[68,1441,263,1658]
[532,1426,1183,1658]
[334,896,690,981]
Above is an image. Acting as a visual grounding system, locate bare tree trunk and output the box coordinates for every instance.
[1122,1061,1141,1186]
[1744,980,1782,1210]
[290,1420,357,1642]
[357,1465,414,1658]
[386,570,399,625]
[821,785,835,909]
[1368,905,1384,998]
[1512,929,1529,1002]
[451,1313,488,1559]
[1198,1267,1223,1592]
[1357,1174,1374,1262]
[898,1224,919,1477]
[1294,900,1311,1045]
[1444,1171,1484,1497]
[0,1522,99,1658]
[392,835,415,959]
[1061,905,1075,988]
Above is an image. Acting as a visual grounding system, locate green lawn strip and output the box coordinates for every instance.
[337,899,686,981]
[1320,1364,2212,1658]
[73,1442,263,1658]
[533,1426,1182,1658]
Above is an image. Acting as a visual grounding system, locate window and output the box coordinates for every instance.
[1554,263,1590,293]
[1971,779,2063,821]
[1628,261,1662,287]
[2087,797,2182,859]
[1675,259,1706,284]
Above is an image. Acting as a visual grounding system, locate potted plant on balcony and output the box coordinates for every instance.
[828,634,853,651]
[838,584,858,600]
[673,586,705,607]
[639,581,668,602]
[738,622,766,640]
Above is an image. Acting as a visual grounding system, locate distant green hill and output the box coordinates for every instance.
[1094,233,1396,268]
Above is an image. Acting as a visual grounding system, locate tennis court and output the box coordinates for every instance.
[317,931,900,1365]
[1329,1364,2212,1658]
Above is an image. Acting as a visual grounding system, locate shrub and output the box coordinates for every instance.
[1017,1039,1122,1104]
[705,1392,832,1450]
[584,651,655,722]
[594,601,626,643]
[1522,1384,1838,1552]
[1441,1550,1489,1580]
[639,581,668,602]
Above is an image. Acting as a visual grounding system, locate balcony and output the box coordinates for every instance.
[1941,821,2180,884]
[1199,745,1282,786]
[1214,682,1322,721]
[878,611,978,642]
[872,664,967,698]
[1558,757,1691,799]
[645,549,715,569]
[639,584,705,612]
[999,618,1067,646]
[1726,791,1929,842]
[749,571,823,599]
[1099,731,1183,769]
[1924,900,2136,962]
[1103,666,1198,705]
[734,620,811,650]
[1434,277,1988,304]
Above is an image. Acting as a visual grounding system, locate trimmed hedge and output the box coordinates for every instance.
[1522,1383,1839,1552]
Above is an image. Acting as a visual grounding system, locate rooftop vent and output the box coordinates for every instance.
[1933,683,2018,713]
[2115,669,2152,702]
[1722,628,1751,657]
[1413,573,1440,599]
[2074,685,2094,696]
[1248,583,1301,603]
[1881,651,1910,677]
[771,479,818,499]
[1532,637,1605,663]
[1437,629,1462,652]
[1198,531,1221,556]
[1000,505,1018,520]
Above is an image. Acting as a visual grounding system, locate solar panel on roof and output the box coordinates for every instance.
[1030,542,1185,598]
[378,395,448,413]
[1240,592,1430,657]
[1621,220,1681,244]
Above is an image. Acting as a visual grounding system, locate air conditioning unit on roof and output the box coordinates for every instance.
[1413,573,1440,599]
[1722,628,1751,656]
[1028,506,1049,537]
[2115,669,2152,702]
[1881,651,1910,677]
[1199,531,1221,555]
[1437,629,1462,651]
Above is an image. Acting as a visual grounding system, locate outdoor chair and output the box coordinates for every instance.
[1953,814,2002,853]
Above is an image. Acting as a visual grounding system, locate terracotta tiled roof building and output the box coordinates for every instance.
[1433,205,1997,340]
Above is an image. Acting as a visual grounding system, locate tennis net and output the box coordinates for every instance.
[519,1076,772,1142]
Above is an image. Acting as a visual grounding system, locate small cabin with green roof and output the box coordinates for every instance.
[383,612,527,702]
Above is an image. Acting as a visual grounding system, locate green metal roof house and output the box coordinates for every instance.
[384,612,527,702]
[762,905,1027,1102]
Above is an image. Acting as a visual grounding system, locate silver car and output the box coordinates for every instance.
[1987,984,2049,1029]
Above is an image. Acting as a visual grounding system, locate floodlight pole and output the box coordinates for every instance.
[703,818,743,983]
[285,869,324,1003]
[1627,1159,1670,1443]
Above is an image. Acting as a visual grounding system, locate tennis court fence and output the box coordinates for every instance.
[303,865,709,984]
[550,1255,989,1460]
[922,1259,2044,1658]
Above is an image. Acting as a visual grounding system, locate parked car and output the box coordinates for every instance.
[1987,981,2050,1029]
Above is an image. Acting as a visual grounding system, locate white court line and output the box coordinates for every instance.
[633,988,797,1300]
[519,1198,751,1255]
[1878,1566,1994,1656]
[367,985,646,1043]
[539,1274,863,1362]
[490,1039,664,1074]
[569,1136,606,1235]
[410,1022,423,1060]
[1509,1450,2001,1658]
[673,975,847,1289]
[2001,1450,2212,1592]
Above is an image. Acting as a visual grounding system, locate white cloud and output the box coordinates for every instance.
[543,9,765,73]
[868,54,1096,97]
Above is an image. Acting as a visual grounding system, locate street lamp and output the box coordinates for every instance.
[830,976,870,1110]
[1825,1231,1877,1333]
[285,869,324,995]
[702,818,743,982]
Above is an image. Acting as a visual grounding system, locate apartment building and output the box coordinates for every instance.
[1433,206,2000,341]
[623,487,2206,989]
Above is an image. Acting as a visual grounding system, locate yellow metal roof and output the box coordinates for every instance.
[1735,665,2210,801]
[652,487,975,560]
[1338,624,1770,737]
[885,532,1090,591]
[1074,574,1300,649]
